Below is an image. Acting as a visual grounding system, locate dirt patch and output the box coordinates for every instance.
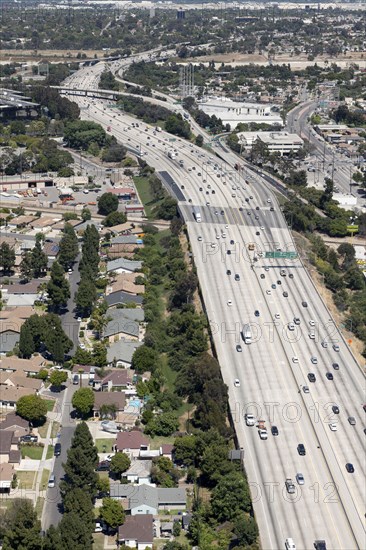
[0,49,107,62]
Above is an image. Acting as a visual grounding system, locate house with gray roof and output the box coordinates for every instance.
[122,459,152,485]
[110,484,187,515]
[111,235,141,246]
[106,339,143,367]
[106,258,142,274]
[106,291,143,308]
[103,308,145,342]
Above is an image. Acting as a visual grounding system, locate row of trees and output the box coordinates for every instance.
[18,313,72,363]
[75,225,100,316]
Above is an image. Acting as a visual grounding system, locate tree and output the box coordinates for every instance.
[72,387,94,416]
[62,422,98,498]
[49,370,68,389]
[42,525,64,550]
[59,511,93,550]
[210,472,251,522]
[76,278,96,317]
[18,323,35,358]
[58,223,79,270]
[234,513,259,547]
[63,488,94,530]
[2,499,42,550]
[30,240,48,278]
[145,412,179,437]
[19,251,33,282]
[195,134,204,147]
[0,242,15,274]
[43,313,72,363]
[16,395,47,423]
[81,207,92,221]
[102,210,127,227]
[109,453,131,479]
[47,261,70,311]
[131,345,160,373]
[98,192,119,215]
[173,435,197,467]
[99,497,125,531]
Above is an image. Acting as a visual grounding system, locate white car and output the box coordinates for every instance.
[302,385,309,393]
[274,313,280,319]
[83,189,89,194]
[77,317,82,322]
[234,379,240,387]
[309,319,315,326]
[321,341,328,348]
[258,429,268,440]
[227,300,233,306]
[288,323,295,331]
[267,198,271,203]
[296,473,305,485]
[79,343,86,350]
[329,423,338,432]
[309,332,315,339]
[197,236,202,241]
[266,290,271,295]
[292,357,299,364]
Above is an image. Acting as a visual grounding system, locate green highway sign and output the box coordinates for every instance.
[265,251,298,259]
[347,225,359,232]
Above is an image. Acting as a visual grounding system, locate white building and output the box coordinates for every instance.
[238,131,304,155]
[197,96,283,129]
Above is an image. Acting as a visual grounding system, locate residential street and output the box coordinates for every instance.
[61,253,81,356]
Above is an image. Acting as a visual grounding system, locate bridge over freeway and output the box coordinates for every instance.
[51,86,124,101]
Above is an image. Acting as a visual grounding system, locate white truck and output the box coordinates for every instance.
[155,126,162,132]
[193,208,201,223]
[242,324,252,344]
[168,150,176,159]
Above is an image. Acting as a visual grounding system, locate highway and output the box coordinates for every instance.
[61,60,366,550]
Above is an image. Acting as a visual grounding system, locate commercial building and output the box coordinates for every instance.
[197,97,283,129]
[238,131,304,155]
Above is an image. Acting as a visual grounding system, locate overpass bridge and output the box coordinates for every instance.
[51,86,123,101]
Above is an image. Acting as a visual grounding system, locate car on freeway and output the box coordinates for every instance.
[348,416,356,425]
[302,301,308,307]
[226,270,231,275]
[270,206,274,211]
[288,323,295,331]
[332,405,340,414]
[283,291,288,297]
[302,385,309,393]
[267,198,271,203]
[309,319,315,326]
[236,344,242,353]
[294,317,300,325]
[345,463,354,473]
[296,473,305,485]
[332,362,340,370]
[314,541,327,550]
[197,236,202,241]
[234,379,240,387]
[329,423,337,431]
[245,414,255,426]
[230,239,235,245]
[297,443,306,456]
[333,344,340,352]
[325,372,334,380]
[309,332,315,340]
[227,300,233,307]
[285,538,296,550]
[256,231,260,235]
[234,274,240,281]
[271,426,279,436]
[311,356,318,364]
[289,273,294,279]
[254,310,260,317]
[308,373,316,383]
[260,274,265,279]
[321,341,328,348]
[292,357,299,364]
[285,478,296,494]
[274,313,280,319]
[271,283,276,289]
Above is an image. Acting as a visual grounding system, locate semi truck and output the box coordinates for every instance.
[242,324,252,344]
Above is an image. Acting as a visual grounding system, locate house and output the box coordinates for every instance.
[0,371,43,392]
[107,272,145,296]
[160,522,174,538]
[122,459,152,485]
[93,368,133,391]
[42,241,59,265]
[0,386,38,412]
[105,291,144,309]
[182,513,192,531]
[30,216,60,232]
[0,412,29,438]
[114,431,149,458]
[93,392,126,422]
[7,215,37,229]
[0,462,14,493]
[106,258,142,274]
[72,364,96,382]
[111,235,141,246]
[103,308,145,343]
[107,244,138,259]
[0,356,45,376]
[110,484,187,515]
[106,339,143,368]
[161,444,174,461]
[107,222,144,236]
[109,187,137,201]
[0,430,21,464]
[1,280,42,308]
[0,307,39,354]
[117,514,154,550]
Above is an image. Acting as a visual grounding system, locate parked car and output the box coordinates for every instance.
[96,461,110,471]
[54,443,61,457]
[20,434,38,443]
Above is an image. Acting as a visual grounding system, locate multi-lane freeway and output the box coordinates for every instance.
[60,59,366,550]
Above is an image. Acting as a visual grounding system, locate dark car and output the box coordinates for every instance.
[234,274,240,281]
[54,443,61,457]
[199,187,203,191]
[227,250,231,255]
[345,463,354,473]
[270,206,274,211]
[96,461,110,472]
[239,207,243,211]
[332,405,340,414]
[260,274,265,279]
[302,301,308,307]
[314,541,327,550]
[308,373,316,383]
[297,443,306,456]
[256,206,260,210]
[256,231,260,236]
[325,372,334,380]
[271,426,279,436]
[289,273,294,279]
[230,240,235,245]
[236,344,242,352]
[20,434,38,443]
[254,310,260,317]
[332,363,340,370]
[283,291,288,297]
[226,269,231,275]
